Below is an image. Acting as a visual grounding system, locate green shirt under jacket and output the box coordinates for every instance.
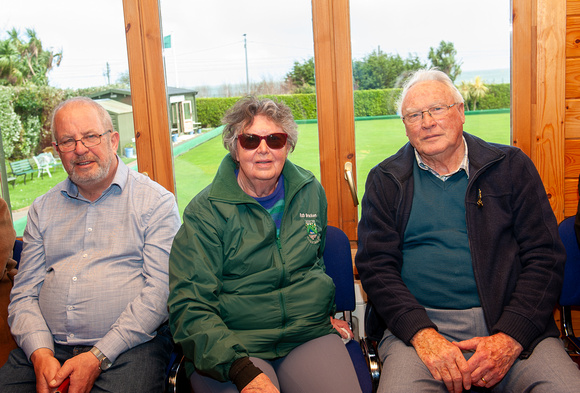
[168,154,335,382]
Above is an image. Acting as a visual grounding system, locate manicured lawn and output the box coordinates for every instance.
[9,112,511,232]
[174,112,511,218]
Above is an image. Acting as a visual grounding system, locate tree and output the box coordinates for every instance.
[285,57,315,93]
[469,76,488,110]
[0,28,62,86]
[116,70,131,86]
[458,81,472,110]
[458,77,488,111]
[428,41,462,82]
[0,39,24,85]
[353,49,425,90]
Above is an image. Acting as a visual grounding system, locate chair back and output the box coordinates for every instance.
[323,225,356,312]
[13,238,23,270]
[558,216,580,306]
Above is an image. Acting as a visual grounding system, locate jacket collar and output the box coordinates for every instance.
[208,154,313,203]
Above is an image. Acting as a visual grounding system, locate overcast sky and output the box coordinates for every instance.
[1,0,511,90]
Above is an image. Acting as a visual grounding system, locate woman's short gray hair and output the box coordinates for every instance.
[396,68,464,115]
[222,96,298,160]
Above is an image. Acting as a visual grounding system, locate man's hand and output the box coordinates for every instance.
[410,328,472,393]
[330,316,354,340]
[30,348,61,393]
[241,373,280,393]
[453,332,523,388]
[48,351,101,393]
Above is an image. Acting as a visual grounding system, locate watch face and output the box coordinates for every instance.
[100,358,112,371]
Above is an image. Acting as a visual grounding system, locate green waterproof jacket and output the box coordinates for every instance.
[168,154,336,382]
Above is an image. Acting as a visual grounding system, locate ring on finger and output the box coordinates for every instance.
[481,377,487,384]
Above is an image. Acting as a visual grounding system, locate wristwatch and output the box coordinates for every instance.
[89,346,112,371]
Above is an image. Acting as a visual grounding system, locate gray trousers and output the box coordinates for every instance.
[377,307,580,393]
[190,334,362,393]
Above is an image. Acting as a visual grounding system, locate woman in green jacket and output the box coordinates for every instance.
[168,97,362,393]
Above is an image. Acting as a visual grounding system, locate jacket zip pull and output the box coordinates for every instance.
[477,188,483,208]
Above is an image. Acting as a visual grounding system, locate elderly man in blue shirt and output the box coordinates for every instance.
[0,97,181,393]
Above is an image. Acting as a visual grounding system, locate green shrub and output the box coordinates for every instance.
[0,87,21,158]
[475,83,510,110]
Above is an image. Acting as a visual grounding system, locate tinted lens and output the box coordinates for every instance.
[265,133,288,149]
[239,133,288,150]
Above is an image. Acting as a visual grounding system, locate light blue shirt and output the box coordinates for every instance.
[8,159,181,363]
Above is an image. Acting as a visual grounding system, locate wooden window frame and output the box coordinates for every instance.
[123,0,567,225]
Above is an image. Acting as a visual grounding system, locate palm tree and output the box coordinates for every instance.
[458,81,472,111]
[0,40,24,85]
[0,28,62,86]
[470,76,488,111]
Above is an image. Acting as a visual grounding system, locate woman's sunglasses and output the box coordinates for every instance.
[238,133,288,150]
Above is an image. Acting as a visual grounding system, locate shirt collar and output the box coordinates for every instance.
[62,155,125,201]
[414,136,469,181]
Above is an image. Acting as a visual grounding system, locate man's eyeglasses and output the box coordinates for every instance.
[402,103,459,124]
[56,130,112,152]
[238,133,288,150]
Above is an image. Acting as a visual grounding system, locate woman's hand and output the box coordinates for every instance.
[330,316,354,340]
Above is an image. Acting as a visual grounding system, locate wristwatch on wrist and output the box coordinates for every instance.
[89,346,112,371]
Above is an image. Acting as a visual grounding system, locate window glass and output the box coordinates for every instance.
[0,0,129,235]
[350,0,511,203]
[159,0,319,216]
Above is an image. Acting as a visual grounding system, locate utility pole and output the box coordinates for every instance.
[244,34,249,94]
[104,62,111,85]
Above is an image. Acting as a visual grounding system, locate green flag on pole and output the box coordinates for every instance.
[163,35,171,49]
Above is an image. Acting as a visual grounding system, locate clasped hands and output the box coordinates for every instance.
[30,348,101,393]
[411,328,523,393]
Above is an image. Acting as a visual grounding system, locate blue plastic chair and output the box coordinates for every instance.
[558,216,580,356]
[323,225,374,393]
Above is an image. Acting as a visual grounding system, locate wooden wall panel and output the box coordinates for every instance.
[565,1,580,220]
[564,139,580,177]
[535,0,566,220]
[566,99,580,138]
[567,16,580,57]
[566,58,580,98]
[565,177,578,217]
[569,1,580,15]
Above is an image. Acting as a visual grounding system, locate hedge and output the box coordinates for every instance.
[196,83,511,127]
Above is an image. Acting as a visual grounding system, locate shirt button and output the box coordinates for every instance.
[67,306,74,310]
[69,333,74,338]
[82,254,88,258]
[72,277,77,282]
[88,228,93,232]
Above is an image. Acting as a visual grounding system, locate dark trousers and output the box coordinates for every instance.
[0,325,173,393]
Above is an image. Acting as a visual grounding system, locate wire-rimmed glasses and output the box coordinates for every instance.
[56,130,112,152]
[402,103,459,124]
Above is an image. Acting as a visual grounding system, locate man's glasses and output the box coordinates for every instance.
[238,133,288,150]
[56,130,112,152]
[402,103,458,124]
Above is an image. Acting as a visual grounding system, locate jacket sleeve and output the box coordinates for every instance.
[479,149,566,351]
[355,167,436,344]
[168,198,248,382]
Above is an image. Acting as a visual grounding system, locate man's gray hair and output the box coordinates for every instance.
[397,69,464,115]
[50,97,114,140]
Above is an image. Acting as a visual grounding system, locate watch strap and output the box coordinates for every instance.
[89,346,112,371]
